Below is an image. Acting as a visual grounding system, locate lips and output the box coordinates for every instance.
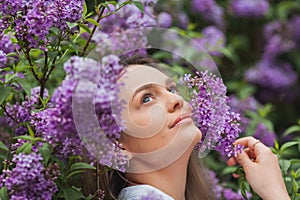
[169,113,192,128]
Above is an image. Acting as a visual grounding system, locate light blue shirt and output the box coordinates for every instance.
[118,184,174,200]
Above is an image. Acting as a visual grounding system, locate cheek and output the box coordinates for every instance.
[122,104,167,138]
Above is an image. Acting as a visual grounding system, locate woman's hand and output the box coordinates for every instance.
[227,136,290,200]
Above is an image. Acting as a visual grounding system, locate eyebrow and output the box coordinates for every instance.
[131,78,176,102]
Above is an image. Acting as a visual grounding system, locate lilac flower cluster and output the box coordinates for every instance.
[157,12,173,28]
[245,59,297,89]
[263,20,296,59]
[5,87,48,136]
[191,0,224,28]
[206,169,252,199]
[33,55,127,171]
[0,34,14,54]
[100,2,157,34]
[92,28,149,58]
[196,26,225,57]
[0,153,58,200]
[0,0,83,49]
[180,71,242,157]
[229,95,276,146]
[0,50,6,68]
[244,16,298,89]
[229,0,269,17]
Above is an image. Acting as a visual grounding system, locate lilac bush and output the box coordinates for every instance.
[0,0,299,199]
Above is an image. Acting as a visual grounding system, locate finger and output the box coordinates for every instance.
[227,157,237,166]
[234,136,265,154]
[235,148,254,168]
[232,173,240,178]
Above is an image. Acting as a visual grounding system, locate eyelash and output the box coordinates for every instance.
[140,85,178,105]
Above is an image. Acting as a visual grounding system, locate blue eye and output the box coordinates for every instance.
[168,86,178,94]
[141,94,153,104]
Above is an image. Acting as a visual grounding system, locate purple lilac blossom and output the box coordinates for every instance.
[92,28,149,57]
[196,26,225,57]
[0,34,14,54]
[50,0,83,31]
[245,58,297,89]
[288,15,300,42]
[0,0,83,49]
[0,50,7,68]
[229,95,258,133]
[157,12,173,28]
[263,20,296,59]
[179,71,242,157]
[228,95,276,146]
[177,12,189,30]
[206,169,252,199]
[0,153,58,200]
[5,87,48,136]
[253,123,276,146]
[100,2,157,34]
[33,55,127,171]
[191,0,224,28]
[229,0,269,17]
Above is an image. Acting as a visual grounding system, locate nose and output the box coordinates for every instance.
[166,92,184,112]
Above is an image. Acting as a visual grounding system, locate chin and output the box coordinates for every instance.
[192,126,202,146]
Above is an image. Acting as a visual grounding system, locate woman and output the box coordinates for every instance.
[84,56,290,200]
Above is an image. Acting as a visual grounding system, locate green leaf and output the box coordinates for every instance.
[274,140,279,150]
[82,1,87,17]
[283,125,300,137]
[38,143,52,164]
[62,187,85,200]
[85,18,102,28]
[132,1,144,13]
[258,103,272,118]
[13,135,35,141]
[279,159,291,174]
[280,141,299,153]
[292,178,298,193]
[66,22,78,29]
[293,168,300,178]
[16,142,32,154]
[13,77,32,96]
[0,141,8,152]
[0,86,12,104]
[221,166,238,175]
[70,162,96,171]
[77,23,92,34]
[66,170,85,181]
[277,1,300,20]
[0,187,8,200]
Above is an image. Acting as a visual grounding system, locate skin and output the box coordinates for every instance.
[227,137,290,200]
[118,64,290,200]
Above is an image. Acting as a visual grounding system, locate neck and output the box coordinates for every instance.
[127,152,190,200]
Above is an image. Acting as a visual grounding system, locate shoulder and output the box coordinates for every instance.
[117,184,174,200]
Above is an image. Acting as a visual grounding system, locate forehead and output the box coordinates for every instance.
[119,64,169,85]
[118,65,170,99]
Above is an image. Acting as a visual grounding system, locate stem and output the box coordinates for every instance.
[96,162,100,197]
[4,137,13,171]
[1,105,19,124]
[24,48,39,82]
[80,5,106,57]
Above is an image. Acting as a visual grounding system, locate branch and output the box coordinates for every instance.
[80,5,106,57]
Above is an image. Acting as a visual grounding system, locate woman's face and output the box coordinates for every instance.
[118,65,202,157]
